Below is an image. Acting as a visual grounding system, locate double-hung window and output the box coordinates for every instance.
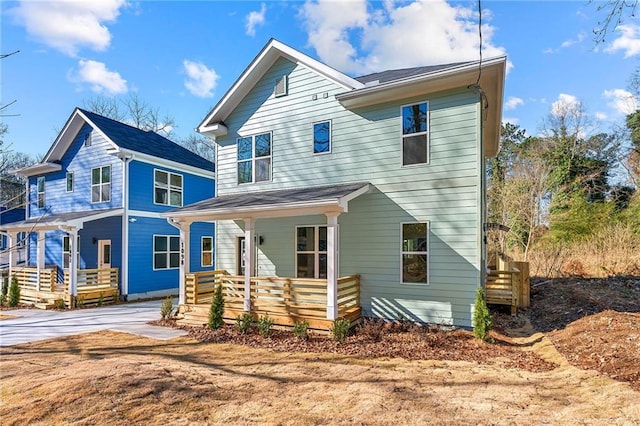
[401,222,429,284]
[237,132,271,184]
[36,176,45,208]
[401,102,429,166]
[91,165,111,203]
[201,236,213,267]
[296,225,328,279]
[153,235,180,270]
[154,170,183,206]
[313,120,331,154]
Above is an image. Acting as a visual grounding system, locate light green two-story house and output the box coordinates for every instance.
[166,39,505,328]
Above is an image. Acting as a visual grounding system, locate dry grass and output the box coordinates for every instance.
[1,330,638,425]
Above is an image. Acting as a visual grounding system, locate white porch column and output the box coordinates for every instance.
[243,218,254,311]
[178,220,192,305]
[7,232,17,279]
[69,230,78,299]
[36,231,45,291]
[326,212,340,320]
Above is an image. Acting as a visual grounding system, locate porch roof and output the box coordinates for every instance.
[164,182,370,222]
[0,208,124,233]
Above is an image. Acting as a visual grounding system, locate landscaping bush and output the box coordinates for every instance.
[208,284,225,329]
[357,318,386,342]
[8,274,20,308]
[53,298,66,310]
[292,319,309,340]
[160,297,174,319]
[257,313,274,337]
[472,286,493,341]
[330,318,351,343]
[1,276,8,305]
[235,312,253,334]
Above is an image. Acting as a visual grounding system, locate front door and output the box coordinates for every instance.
[98,239,111,269]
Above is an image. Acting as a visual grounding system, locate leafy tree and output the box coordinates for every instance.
[208,284,225,329]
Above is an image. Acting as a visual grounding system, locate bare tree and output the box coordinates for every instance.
[592,0,639,43]
[177,134,215,162]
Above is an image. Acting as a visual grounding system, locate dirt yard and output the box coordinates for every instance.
[0,276,638,425]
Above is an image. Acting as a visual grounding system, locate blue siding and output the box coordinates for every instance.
[28,123,123,217]
[128,160,214,212]
[189,222,216,273]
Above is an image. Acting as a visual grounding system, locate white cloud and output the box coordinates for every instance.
[595,112,608,121]
[603,88,638,114]
[71,60,128,95]
[504,96,524,111]
[246,3,267,37]
[10,0,126,57]
[605,24,640,57]
[298,0,506,74]
[544,32,585,54]
[183,60,219,98]
[551,93,581,117]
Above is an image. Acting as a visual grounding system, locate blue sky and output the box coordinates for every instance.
[2,0,639,158]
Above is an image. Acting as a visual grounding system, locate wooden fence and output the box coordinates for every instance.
[64,268,119,306]
[486,258,530,314]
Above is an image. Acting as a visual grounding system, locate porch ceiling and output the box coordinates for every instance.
[0,208,124,232]
[164,182,371,222]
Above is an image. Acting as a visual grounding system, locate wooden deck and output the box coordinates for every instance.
[486,256,530,314]
[1,266,119,309]
[180,270,361,331]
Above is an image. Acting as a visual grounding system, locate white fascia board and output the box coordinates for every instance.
[198,122,227,137]
[337,184,370,212]
[12,162,62,177]
[109,148,216,179]
[66,208,124,228]
[197,39,365,134]
[76,110,122,153]
[42,108,85,163]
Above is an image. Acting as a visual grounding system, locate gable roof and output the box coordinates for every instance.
[17,108,214,177]
[355,62,472,85]
[198,38,366,135]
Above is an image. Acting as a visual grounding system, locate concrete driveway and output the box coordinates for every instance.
[0,300,187,347]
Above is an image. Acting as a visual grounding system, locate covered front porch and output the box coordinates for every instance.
[165,183,370,331]
[0,209,122,309]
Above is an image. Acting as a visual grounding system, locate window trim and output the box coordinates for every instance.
[84,131,92,147]
[400,101,430,167]
[153,168,184,207]
[201,236,213,267]
[237,131,273,185]
[295,225,329,279]
[400,221,430,285]
[91,165,111,203]
[152,234,181,271]
[36,176,45,209]
[312,119,332,155]
[66,172,74,193]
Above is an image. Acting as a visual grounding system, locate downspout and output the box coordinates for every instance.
[121,154,133,299]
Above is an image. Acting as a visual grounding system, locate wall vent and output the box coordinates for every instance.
[274,75,288,97]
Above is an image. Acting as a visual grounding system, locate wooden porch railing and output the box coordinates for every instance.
[6,266,57,292]
[64,267,119,306]
[486,259,530,314]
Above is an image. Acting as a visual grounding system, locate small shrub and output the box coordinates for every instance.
[8,274,20,307]
[357,318,386,342]
[208,284,225,329]
[235,312,253,334]
[160,297,174,319]
[257,314,274,337]
[330,318,351,343]
[472,286,493,341]
[97,292,104,307]
[53,298,66,310]
[1,276,8,305]
[292,319,309,340]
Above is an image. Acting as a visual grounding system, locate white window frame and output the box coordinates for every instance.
[400,221,429,285]
[91,165,111,203]
[274,75,288,97]
[400,101,430,167]
[154,169,184,207]
[237,132,272,185]
[84,131,92,147]
[201,236,213,267]
[66,172,74,193]
[62,235,80,270]
[153,234,180,270]
[295,225,329,279]
[313,120,332,154]
[36,176,45,209]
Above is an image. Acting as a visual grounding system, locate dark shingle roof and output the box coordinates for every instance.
[355,62,472,85]
[79,109,215,172]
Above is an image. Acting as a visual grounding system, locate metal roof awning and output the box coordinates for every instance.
[164,182,371,222]
[0,208,124,233]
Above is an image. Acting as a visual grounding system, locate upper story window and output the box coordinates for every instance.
[36,176,45,208]
[401,222,429,284]
[66,172,74,192]
[401,101,429,166]
[84,132,92,147]
[313,120,331,154]
[91,165,111,203]
[154,169,183,207]
[237,132,272,184]
[153,235,180,270]
[274,75,288,97]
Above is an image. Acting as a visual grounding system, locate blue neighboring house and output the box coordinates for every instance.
[0,206,27,268]
[0,108,216,300]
